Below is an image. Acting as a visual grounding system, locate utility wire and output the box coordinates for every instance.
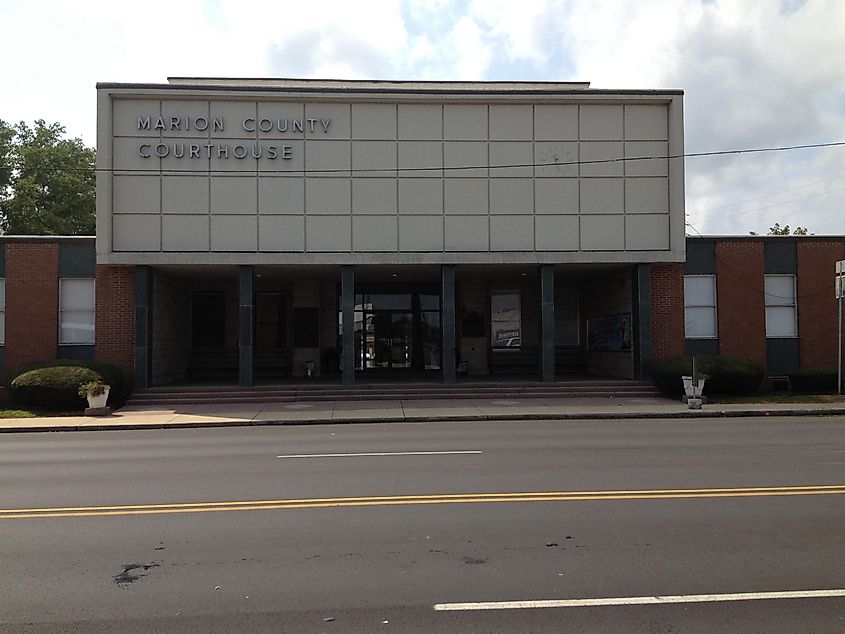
[5,139,845,176]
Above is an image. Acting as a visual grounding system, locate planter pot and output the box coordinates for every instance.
[86,386,110,409]
[681,376,705,398]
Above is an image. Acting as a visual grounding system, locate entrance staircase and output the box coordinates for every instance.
[125,378,662,407]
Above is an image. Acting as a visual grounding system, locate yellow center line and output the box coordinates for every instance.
[2,484,844,520]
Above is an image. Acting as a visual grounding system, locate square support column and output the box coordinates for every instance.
[239,265,254,387]
[341,265,355,385]
[632,264,653,380]
[134,265,153,389]
[441,264,456,384]
[539,264,555,383]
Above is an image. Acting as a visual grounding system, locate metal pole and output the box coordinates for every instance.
[838,280,842,395]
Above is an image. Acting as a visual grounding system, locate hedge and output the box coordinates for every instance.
[653,355,764,396]
[788,368,838,393]
[7,359,129,409]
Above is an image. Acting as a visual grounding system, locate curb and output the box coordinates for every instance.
[3,407,845,433]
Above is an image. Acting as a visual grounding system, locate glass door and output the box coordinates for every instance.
[368,311,412,369]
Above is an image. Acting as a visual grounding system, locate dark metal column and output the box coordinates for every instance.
[133,266,153,389]
[341,265,355,385]
[239,265,254,387]
[441,264,456,384]
[632,264,653,380]
[539,264,555,382]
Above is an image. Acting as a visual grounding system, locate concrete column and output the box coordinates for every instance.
[341,265,355,385]
[632,264,653,380]
[441,265,456,384]
[134,265,153,389]
[539,264,555,382]
[239,265,254,387]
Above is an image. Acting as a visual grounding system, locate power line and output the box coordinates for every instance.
[5,139,845,177]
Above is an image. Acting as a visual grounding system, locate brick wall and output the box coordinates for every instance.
[5,244,59,373]
[715,240,766,365]
[797,240,844,369]
[650,263,684,363]
[95,265,135,380]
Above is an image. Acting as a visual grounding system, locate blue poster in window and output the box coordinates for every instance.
[587,313,632,351]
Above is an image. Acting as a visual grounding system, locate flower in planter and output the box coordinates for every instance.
[78,379,108,398]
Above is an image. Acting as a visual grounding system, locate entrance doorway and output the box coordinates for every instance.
[344,286,441,372]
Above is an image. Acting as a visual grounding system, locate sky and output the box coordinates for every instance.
[2,0,844,236]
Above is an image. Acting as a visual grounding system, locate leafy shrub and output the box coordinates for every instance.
[788,368,838,393]
[7,359,128,408]
[10,366,102,409]
[653,355,764,396]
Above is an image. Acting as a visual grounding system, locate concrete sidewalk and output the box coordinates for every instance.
[2,396,845,432]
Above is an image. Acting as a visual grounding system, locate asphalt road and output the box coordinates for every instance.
[1,416,844,632]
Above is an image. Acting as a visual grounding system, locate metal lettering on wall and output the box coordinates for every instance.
[135,114,332,160]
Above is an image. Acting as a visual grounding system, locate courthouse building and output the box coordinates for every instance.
[92,77,686,388]
[2,78,839,392]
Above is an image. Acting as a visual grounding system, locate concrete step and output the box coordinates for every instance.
[125,381,661,407]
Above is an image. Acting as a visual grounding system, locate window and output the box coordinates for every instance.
[684,275,717,338]
[765,274,797,337]
[60,279,95,344]
[491,291,521,348]
[0,279,5,345]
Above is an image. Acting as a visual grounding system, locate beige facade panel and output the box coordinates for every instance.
[580,142,624,177]
[113,175,160,214]
[398,179,443,214]
[398,141,442,177]
[211,216,258,251]
[399,216,444,252]
[113,137,158,171]
[489,179,533,214]
[210,102,257,139]
[352,104,397,140]
[443,105,488,140]
[398,104,442,140]
[211,176,257,214]
[624,105,668,140]
[113,99,161,137]
[258,216,305,251]
[580,105,624,141]
[353,216,398,252]
[352,141,396,177]
[625,142,669,177]
[256,102,305,139]
[625,177,669,214]
[534,142,579,177]
[444,142,487,177]
[258,177,305,214]
[258,140,303,172]
[210,148,256,172]
[305,179,351,214]
[160,101,211,138]
[162,216,209,252]
[306,216,351,252]
[113,215,161,251]
[305,140,351,174]
[352,178,398,214]
[580,215,625,251]
[304,103,351,139]
[580,178,624,214]
[444,179,488,215]
[489,105,533,140]
[489,142,532,177]
[161,139,211,173]
[490,216,534,251]
[445,216,488,252]
[162,176,208,214]
[535,216,580,251]
[534,105,579,141]
[626,214,670,250]
[535,179,579,214]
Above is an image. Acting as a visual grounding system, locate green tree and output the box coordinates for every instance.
[0,119,95,235]
[767,222,809,236]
